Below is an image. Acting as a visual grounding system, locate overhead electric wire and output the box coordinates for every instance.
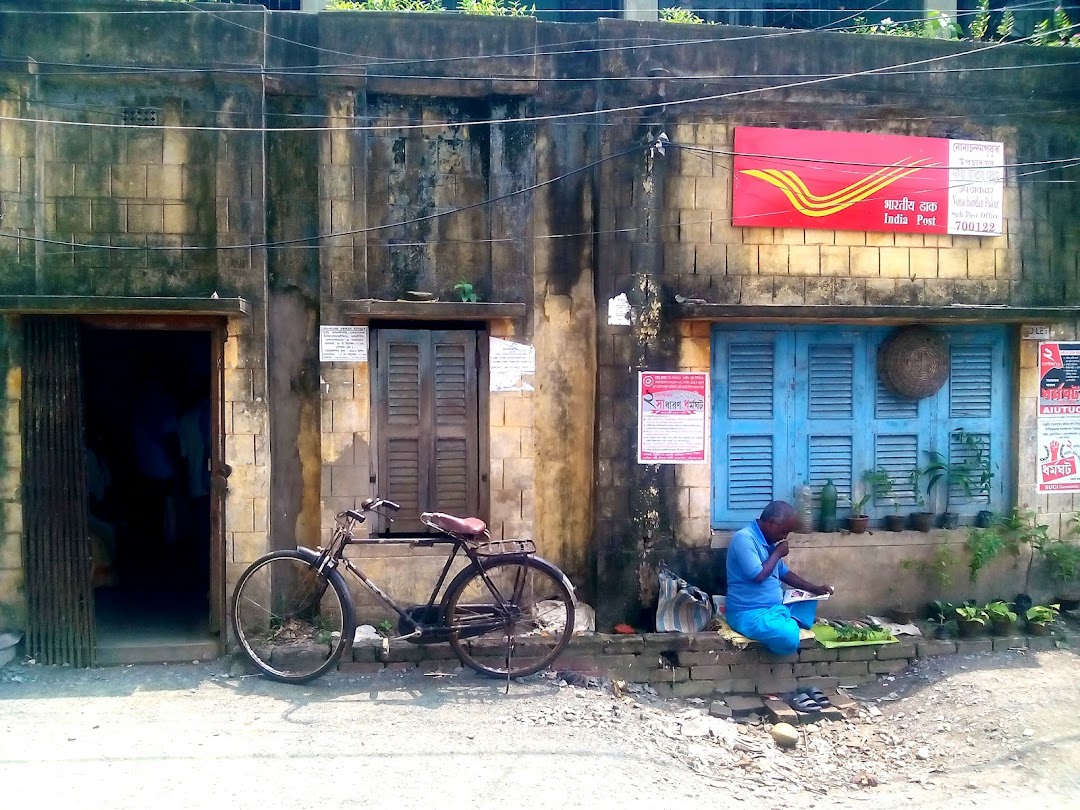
[10,144,1079,258]
[1,15,1078,136]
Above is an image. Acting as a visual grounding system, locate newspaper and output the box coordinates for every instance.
[782,588,831,605]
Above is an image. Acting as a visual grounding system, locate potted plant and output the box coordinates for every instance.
[954,604,989,637]
[1025,604,1059,636]
[866,467,905,531]
[927,600,957,639]
[984,601,1018,636]
[908,467,934,532]
[889,558,921,624]
[1041,540,1080,610]
[966,434,996,527]
[924,438,977,530]
[844,469,879,534]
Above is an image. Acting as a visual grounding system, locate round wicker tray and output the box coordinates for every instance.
[878,326,949,399]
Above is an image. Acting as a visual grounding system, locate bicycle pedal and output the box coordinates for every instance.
[393,629,423,642]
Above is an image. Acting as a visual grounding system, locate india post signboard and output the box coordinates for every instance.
[732,127,1004,236]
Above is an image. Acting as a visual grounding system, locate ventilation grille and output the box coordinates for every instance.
[121,107,159,126]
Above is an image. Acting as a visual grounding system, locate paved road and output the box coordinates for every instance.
[2,648,1079,809]
[0,664,708,810]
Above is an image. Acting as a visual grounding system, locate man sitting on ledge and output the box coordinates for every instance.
[726,500,834,655]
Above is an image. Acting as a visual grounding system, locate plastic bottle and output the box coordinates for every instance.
[794,482,814,534]
[819,479,838,532]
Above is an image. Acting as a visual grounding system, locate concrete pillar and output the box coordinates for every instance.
[623,0,659,22]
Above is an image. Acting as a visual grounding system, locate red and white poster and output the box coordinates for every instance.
[1038,341,1080,417]
[1037,342,1080,492]
[1037,418,1080,492]
[732,127,1004,236]
[637,372,709,464]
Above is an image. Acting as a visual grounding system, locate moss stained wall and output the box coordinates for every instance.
[0,8,1079,632]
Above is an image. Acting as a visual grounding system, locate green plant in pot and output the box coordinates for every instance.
[908,467,934,532]
[1025,603,1059,636]
[954,604,989,637]
[927,599,957,639]
[1045,514,1080,610]
[889,559,921,624]
[866,467,905,531]
[843,469,879,534]
[984,600,1018,636]
[924,439,976,530]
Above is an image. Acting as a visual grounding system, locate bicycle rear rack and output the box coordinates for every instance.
[468,537,536,556]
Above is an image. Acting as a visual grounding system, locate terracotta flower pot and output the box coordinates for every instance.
[848,515,870,534]
[1026,621,1051,636]
[886,607,917,624]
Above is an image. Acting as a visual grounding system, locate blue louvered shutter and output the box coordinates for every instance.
[870,343,923,511]
[794,333,864,509]
[711,331,791,525]
[937,331,1008,511]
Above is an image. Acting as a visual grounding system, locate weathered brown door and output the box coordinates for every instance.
[375,328,481,532]
[22,316,95,666]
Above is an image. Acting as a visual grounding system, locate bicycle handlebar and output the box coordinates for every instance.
[360,497,400,512]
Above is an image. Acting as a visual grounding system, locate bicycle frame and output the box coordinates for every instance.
[310,515,524,641]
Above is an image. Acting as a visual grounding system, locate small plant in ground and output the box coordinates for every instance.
[965,524,1006,583]
[1033,6,1080,46]
[1026,604,1060,625]
[458,0,535,16]
[659,7,711,24]
[1042,539,1080,590]
[329,0,445,11]
[453,279,479,303]
[376,619,395,636]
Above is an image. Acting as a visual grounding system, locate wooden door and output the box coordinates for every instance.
[375,328,481,532]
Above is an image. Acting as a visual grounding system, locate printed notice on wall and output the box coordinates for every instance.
[1038,342,1080,417]
[1037,418,1080,492]
[947,140,1004,236]
[490,338,535,392]
[319,325,368,362]
[638,372,709,464]
[1036,341,1080,492]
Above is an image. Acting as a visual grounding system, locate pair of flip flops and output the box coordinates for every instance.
[784,687,832,713]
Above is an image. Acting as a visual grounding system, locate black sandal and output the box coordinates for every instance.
[800,686,832,708]
[784,692,822,713]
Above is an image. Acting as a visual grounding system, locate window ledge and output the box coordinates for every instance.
[676,303,1080,323]
[0,295,249,316]
[711,527,977,549]
[344,299,525,322]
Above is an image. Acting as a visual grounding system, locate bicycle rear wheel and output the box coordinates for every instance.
[230,550,353,683]
[444,556,575,679]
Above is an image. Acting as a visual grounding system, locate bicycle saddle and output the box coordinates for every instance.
[422,512,487,536]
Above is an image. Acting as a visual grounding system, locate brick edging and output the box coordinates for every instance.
[333,630,1061,696]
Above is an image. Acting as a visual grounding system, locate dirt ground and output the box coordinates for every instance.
[1,645,1078,809]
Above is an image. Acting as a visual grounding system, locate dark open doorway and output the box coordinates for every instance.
[81,326,217,659]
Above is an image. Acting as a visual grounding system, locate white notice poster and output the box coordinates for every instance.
[947,140,1004,236]
[489,338,535,392]
[637,372,709,464]
[319,325,368,362]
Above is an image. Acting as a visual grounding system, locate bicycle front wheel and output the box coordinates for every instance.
[444,556,575,679]
[230,550,353,684]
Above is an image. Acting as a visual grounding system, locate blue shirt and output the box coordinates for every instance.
[726,521,789,615]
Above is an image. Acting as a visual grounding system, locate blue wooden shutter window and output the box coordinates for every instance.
[711,325,1012,528]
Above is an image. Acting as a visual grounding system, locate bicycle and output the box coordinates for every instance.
[230,497,576,684]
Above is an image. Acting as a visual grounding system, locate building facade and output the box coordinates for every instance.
[0,5,1078,663]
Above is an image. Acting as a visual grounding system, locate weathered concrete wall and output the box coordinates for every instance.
[1,7,1079,635]
[591,20,1080,626]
